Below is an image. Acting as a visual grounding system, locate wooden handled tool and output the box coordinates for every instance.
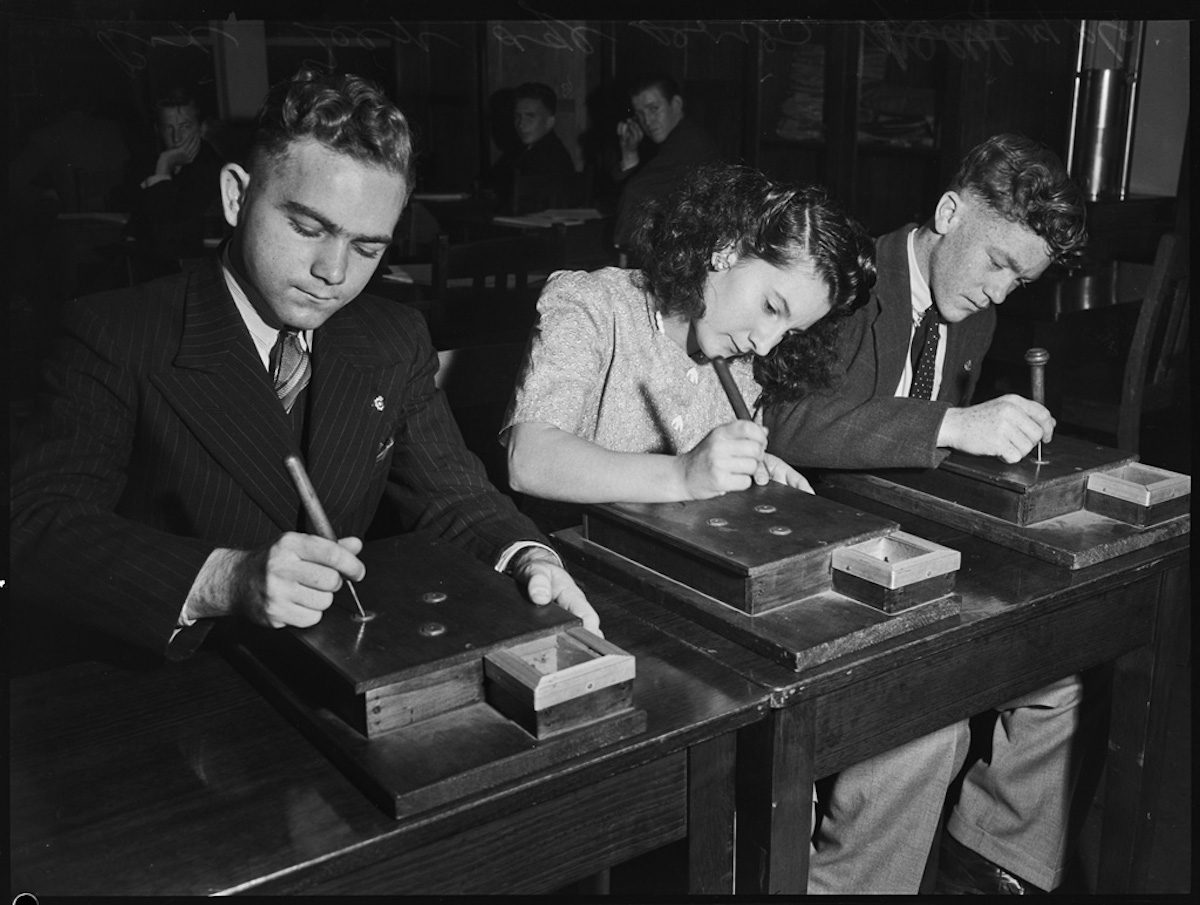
[1024,347,1050,463]
[284,453,374,622]
[712,356,753,421]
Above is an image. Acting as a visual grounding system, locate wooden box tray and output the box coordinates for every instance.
[874,434,1136,526]
[559,484,962,673]
[821,436,1190,569]
[582,482,900,615]
[231,533,646,817]
[241,533,579,738]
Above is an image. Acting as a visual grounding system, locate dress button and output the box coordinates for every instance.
[686,367,699,384]
[670,415,684,432]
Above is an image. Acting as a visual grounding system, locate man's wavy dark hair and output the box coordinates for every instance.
[951,133,1087,266]
[248,66,413,190]
[631,164,875,405]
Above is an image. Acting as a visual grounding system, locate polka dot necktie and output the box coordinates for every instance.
[269,330,311,414]
[908,307,942,400]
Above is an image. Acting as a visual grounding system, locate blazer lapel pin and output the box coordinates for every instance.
[373,395,385,411]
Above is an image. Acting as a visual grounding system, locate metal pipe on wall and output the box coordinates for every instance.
[1067,20,1146,201]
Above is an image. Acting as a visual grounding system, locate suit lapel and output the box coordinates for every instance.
[152,261,300,532]
[872,226,994,405]
[873,227,917,393]
[305,303,396,534]
[940,305,994,404]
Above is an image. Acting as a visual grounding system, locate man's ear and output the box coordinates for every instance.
[671,94,684,117]
[932,190,963,236]
[219,163,251,229]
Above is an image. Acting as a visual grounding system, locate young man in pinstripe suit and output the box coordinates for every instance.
[11,68,597,663]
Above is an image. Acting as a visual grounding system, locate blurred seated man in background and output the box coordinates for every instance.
[485,82,578,215]
[124,87,225,279]
[611,73,721,255]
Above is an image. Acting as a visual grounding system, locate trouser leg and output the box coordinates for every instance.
[808,719,970,894]
[946,674,1094,891]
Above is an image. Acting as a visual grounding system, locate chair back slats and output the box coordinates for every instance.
[429,231,564,348]
[1115,232,1189,450]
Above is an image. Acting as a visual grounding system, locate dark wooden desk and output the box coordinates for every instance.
[412,191,615,270]
[557,487,1189,894]
[491,214,616,272]
[9,588,768,896]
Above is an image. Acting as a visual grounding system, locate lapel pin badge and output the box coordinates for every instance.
[373,395,385,411]
[964,359,973,372]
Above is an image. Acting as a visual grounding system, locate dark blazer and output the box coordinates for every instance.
[766,225,995,469]
[124,139,225,273]
[613,116,722,247]
[11,259,544,658]
[488,131,578,215]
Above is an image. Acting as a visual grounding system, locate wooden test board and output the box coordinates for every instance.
[821,434,1190,568]
[583,483,901,614]
[230,533,645,818]
[559,482,962,672]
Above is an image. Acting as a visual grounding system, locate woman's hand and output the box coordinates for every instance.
[678,420,768,499]
[762,453,814,493]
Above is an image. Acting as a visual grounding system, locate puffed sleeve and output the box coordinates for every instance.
[502,270,617,441]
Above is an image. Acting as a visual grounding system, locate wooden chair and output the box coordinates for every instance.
[1058,232,1190,453]
[428,230,564,348]
[435,341,529,493]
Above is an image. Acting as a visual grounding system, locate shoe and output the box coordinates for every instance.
[934,832,1046,895]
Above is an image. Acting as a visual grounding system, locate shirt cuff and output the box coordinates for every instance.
[495,541,562,574]
[141,174,172,189]
[167,550,223,647]
[178,547,231,628]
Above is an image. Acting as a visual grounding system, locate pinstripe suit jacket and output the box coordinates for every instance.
[11,259,543,658]
[766,226,996,469]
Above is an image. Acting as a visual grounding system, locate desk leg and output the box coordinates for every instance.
[688,733,737,894]
[1098,562,1189,892]
[736,703,815,894]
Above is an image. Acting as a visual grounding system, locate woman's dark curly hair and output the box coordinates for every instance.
[950,133,1087,266]
[631,164,875,404]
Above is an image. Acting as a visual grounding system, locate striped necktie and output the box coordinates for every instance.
[270,330,311,414]
[908,307,942,400]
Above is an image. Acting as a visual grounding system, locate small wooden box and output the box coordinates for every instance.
[831,531,961,613]
[1086,464,1191,526]
[583,482,898,615]
[484,628,637,738]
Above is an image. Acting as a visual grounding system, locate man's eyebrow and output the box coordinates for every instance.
[282,200,394,245]
[992,246,1031,275]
